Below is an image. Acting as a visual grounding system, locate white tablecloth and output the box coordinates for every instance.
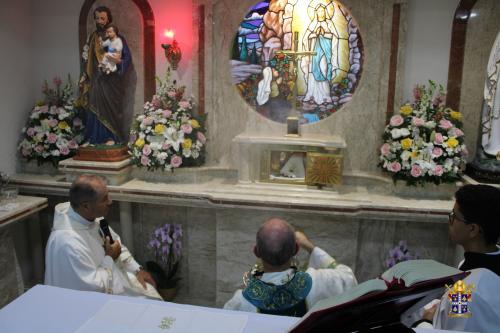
[0,285,299,333]
[0,285,470,333]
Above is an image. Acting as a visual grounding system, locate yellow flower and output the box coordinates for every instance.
[191,119,200,129]
[183,138,192,149]
[135,138,145,148]
[411,151,418,159]
[447,137,459,148]
[450,111,462,120]
[400,105,413,116]
[400,138,413,150]
[58,121,69,130]
[154,124,165,135]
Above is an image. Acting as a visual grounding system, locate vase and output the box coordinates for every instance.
[18,159,62,176]
[158,287,177,301]
[392,181,458,200]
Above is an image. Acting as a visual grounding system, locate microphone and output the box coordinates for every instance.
[99,218,114,244]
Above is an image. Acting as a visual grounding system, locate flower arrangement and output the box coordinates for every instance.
[385,240,419,269]
[148,223,183,289]
[18,76,84,166]
[379,81,467,185]
[128,70,206,171]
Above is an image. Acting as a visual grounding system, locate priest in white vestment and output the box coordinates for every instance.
[224,218,357,316]
[44,174,162,300]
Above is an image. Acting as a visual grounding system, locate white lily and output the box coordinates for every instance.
[164,127,184,152]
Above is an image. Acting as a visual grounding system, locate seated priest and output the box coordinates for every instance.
[223,218,357,316]
[415,184,500,332]
[44,174,163,300]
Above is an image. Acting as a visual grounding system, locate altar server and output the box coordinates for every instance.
[45,174,162,300]
[415,184,500,331]
[224,218,357,316]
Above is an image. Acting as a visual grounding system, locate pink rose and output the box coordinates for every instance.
[197,131,206,144]
[142,117,153,126]
[21,148,32,156]
[389,161,401,172]
[181,123,193,134]
[140,155,150,166]
[432,147,443,158]
[170,154,183,168]
[152,95,161,108]
[178,100,190,109]
[167,91,176,98]
[412,117,425,127]
[439,119,453,130]
[26,127,36,137]
[68,140,78,149]
[453,128,464,137]
[60,146,70,155]
[73,117,82,127]
[142,144,152,156]
[380,143,391,156]
[390,115,404,127]
[411,164,423,177]
[161,142,171,150]
[433,165,444,176]
[162,110,172,118]
[434,133,444,145]
[47,133,58,144]
[39,105,49,113]
[48,118,59,127]
[34,145,44,153]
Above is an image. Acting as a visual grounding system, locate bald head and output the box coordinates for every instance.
[256,218,296,267]
[69,174,106,209]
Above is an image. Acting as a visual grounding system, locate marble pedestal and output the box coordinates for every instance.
[58,158,132,186]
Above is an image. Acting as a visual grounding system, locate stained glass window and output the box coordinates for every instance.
[231,0,363,124]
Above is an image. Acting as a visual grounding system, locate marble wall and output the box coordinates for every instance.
[458,0,500,161]
[201,0,407,174]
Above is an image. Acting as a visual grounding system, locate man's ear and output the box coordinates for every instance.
[469,223,481,239]
[253,245,260,258]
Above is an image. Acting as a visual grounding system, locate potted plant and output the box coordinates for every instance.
[147,223,183,301]
[379,80,467,186]
[128,69,206,172]
[18,76,84,168]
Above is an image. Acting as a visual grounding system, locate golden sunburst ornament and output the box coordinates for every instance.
[306,152,343,185]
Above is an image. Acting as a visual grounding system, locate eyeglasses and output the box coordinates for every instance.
[448,210,468,224]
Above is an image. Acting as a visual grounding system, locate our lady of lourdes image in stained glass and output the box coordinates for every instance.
[231,0,363,124]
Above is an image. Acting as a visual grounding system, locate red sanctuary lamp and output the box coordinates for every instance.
[161,30,182,70]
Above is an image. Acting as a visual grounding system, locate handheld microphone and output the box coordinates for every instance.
[99,218,114,244]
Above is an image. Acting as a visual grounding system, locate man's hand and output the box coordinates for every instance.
[104,236,121,260]
[295,230,315,253]
[422,302,439,322]
[136,269,157,289]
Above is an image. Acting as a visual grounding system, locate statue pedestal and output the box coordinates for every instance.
[233,133,346,186]
[58,157,132,186]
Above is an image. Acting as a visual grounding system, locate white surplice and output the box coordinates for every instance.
[44,202,162,300]
[431,268,500,332]
[223,247,357,313]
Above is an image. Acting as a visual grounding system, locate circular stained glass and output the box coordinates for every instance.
[231,0,363,124]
